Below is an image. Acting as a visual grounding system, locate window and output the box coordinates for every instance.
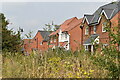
[93,26,96,34]
[85,45,88,51]
[102,22,107,32]
[65,34,67,39]
[61,34,63,40]
[85,26,89,35]
[40,42,43,45]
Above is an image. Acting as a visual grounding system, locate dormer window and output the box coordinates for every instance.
[93,26,96,34]
[102,22,107,32]
[85,26,89,35]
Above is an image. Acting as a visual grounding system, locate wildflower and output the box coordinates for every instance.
[76,76,81,78]
[77,72,80,76]
[90,70,94,73]
[68,73,72,78]
[84,72,87,75]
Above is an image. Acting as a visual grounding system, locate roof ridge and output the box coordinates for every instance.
[67,17,78,25]
[84,14,94,16]
[100,1,118,8]
[64,18,82,32]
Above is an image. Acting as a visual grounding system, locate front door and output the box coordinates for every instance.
[88,45,91,52]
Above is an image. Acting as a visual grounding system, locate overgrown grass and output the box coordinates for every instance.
[2,49,108,78]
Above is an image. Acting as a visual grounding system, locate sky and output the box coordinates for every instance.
[0,0,118,38]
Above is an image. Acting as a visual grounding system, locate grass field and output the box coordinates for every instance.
[2,49,109,78]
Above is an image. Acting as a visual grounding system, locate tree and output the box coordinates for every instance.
[43,21,60,32]
[1,13,22,52]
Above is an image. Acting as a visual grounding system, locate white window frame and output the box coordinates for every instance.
[85,26,89,35]
[65,33,67,39]
[102,44,108,49]
[102,22,107,32]
[85,45,88,51]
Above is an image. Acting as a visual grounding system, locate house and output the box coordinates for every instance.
[23,30,50,53]
[81,1,120,52]
[33,30,50,51]
[49,17,83,51]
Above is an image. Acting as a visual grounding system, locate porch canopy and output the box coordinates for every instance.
[83,34,99,45]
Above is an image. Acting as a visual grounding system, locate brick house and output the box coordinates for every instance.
[81,1,120,52]
[23,30,50,53]
[33,30,50,51]
[23,1,120,53]
[49,17,83,51]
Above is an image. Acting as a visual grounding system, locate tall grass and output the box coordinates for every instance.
[2,49,108,78]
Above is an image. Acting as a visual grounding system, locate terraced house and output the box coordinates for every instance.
[81,1,120,52]
[23,1,120,53]
[49,17,82,51]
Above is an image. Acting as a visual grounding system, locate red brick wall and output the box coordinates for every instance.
[82,19,91,44]
[68,24,82,52]
[23,39,35,53]
[110,11,120,34]
[40,41,49,51]
[34,32,43,49]
[97,14,110,45]
[110,11,120,49]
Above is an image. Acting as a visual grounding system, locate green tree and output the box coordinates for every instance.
[43,21,60,32]
[0,13,22,52]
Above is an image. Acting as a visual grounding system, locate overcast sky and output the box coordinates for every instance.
[1,0,118,38]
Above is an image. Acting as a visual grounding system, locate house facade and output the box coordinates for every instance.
[49,17,82,51]
[81,1,120,52]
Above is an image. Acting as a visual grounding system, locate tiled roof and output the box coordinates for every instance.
[84,34,99,45]
[38,30,51,41]
[103,8,115,19]
[84,1,120,25]
[49,17,83,36]
[64,18,83,32]
[84,15,94,24]
[59,17,78,32]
